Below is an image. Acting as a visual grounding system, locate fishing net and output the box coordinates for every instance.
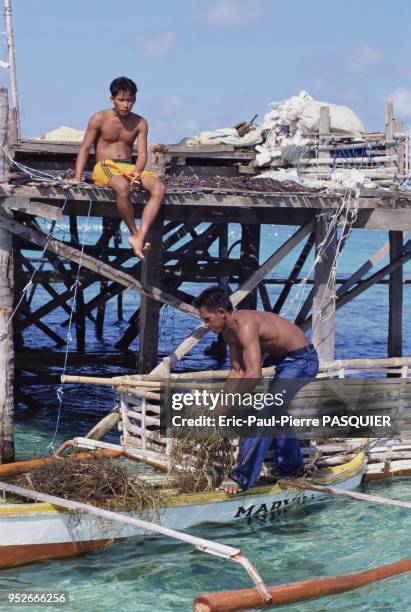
[10,455,168,517]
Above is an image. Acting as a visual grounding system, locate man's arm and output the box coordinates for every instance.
[74,114,100,181]
[222,323,262,400]
[133,118,148,178]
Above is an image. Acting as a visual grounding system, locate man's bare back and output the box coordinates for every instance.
[223,310,308,359]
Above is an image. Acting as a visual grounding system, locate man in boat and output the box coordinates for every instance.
[73,76,165,259]
[194,286,319,494]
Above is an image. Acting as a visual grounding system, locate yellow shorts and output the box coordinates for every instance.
[92,159,159,186]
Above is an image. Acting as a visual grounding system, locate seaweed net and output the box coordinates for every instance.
[169,429,236,493]
[10,456,168,517]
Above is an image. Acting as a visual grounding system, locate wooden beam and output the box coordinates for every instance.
[19,302,65,346]
[149,222,314,375]
[385,100,394,141]
[312,213,337,361]
[4,197,63,220]
[218,224,229,290]
[93,228,321,435]
[232,221,313,307]
[273,233,315,314]
[258,283,272,311]
[116,225,222,351]
[238,224,261,309]
[388,231,403,358]
[69,215,85,353]
[0,215,199,318]
[301,244,411,331]
[138,219,165,373]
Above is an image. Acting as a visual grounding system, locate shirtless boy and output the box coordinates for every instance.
[195,286,319,494]
[74,76,165,259]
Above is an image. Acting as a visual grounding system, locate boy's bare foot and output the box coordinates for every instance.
[128,235,150,259]
[216,479,241,494]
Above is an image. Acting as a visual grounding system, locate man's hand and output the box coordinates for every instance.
[131,171,142,187]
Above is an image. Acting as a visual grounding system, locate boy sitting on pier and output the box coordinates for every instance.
[74,76,165,259]
[195,286,319,494]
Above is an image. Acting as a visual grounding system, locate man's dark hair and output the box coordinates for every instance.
[194,286,233,312]
[110,77,138,98]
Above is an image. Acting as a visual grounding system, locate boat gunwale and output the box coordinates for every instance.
[0,451,366,515]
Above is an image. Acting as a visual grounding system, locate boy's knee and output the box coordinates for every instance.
[112,181,129,197]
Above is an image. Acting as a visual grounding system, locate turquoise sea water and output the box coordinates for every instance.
[5,223,411,610]
[1,473,410,611]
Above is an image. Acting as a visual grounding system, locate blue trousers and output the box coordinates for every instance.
[229,345,319,489]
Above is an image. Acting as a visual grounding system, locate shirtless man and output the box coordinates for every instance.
[74,76,165,259]
[194,286,319,494]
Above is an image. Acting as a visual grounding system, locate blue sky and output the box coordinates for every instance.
[1,0,411,142]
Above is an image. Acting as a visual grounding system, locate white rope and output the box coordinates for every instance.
[281,187,358,322]
[0,142,89,187]
[48,201,92,452]
[0,200,69,341]
[311,187,359,330]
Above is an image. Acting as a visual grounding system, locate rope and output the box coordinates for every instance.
[281,187,359,322]
[0,142,89,187]
[0,200,68,341]
[48,201,92,452]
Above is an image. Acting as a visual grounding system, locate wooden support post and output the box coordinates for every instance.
[273,232,315,314]
[218,224,229,291]
[12,236,24,350]
[69,215,85,353]
[238,224,260,309]
[114,224,123,320]
[96,218,112,338]
[0,87,14,462]
[388,231,403,358]
[319,106,330,160]
[312,213,336,361]
[385,100,394,142]
[137,147,166,373]
[138,218,164,373]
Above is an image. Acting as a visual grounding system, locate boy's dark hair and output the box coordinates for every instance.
[194,286,233,312]
[110,77,138,98]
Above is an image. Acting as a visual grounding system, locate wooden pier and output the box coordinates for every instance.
[0,87,410,460]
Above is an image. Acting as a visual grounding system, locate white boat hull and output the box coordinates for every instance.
[0,452,365,568]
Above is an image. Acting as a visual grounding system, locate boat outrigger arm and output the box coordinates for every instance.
[0,480,272,605]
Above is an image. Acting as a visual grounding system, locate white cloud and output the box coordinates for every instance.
[389,88,411,118]
[162,95,185,117]
[204,0,263,28]
[138,32,176,58]
[345,42,381,71]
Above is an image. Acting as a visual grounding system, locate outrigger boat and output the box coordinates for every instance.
[0,449,365,569]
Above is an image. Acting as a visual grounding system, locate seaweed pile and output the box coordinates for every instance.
[11,456,167,516]
[164,174,311,193]
[169,429,236,493]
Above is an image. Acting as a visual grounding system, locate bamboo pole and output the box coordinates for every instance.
[0,479,271,603]
[64,356,411,388]
[278,478,411,509]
